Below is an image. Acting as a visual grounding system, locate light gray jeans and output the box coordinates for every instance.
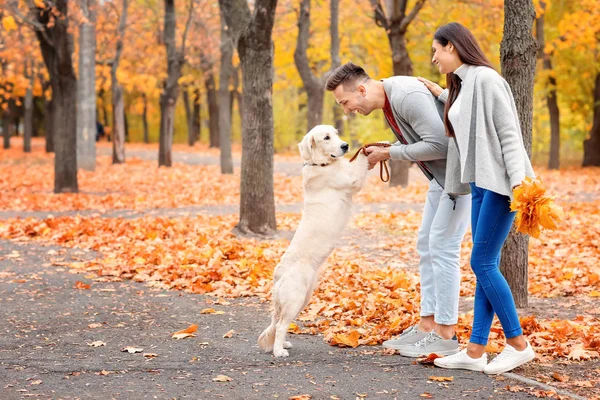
[417,179,471,325]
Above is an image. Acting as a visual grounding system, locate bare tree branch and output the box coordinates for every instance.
[369,0,388,29]
[399,0,425,32]
[180,0,195,56]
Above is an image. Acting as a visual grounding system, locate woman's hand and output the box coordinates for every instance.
[417,76,444,98]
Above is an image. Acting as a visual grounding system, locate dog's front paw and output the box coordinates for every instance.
[273,348,289,358]
[284,341,293,349]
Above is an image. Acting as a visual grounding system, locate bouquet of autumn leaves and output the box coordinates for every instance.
[510,177,564,238]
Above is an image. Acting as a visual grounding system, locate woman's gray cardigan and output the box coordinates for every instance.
[438,66,535,199]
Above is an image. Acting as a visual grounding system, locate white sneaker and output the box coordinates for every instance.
[434,349,488,372]
[483,341,535,375]
[382,325,429,350]
[398,331,459,357]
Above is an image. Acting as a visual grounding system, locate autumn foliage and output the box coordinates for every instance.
[1,145,599,364]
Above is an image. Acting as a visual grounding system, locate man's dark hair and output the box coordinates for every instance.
[325,62,370,91]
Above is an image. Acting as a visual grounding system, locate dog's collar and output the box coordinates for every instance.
[303,157,339,167]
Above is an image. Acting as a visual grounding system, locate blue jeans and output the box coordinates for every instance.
[469,183,523,345]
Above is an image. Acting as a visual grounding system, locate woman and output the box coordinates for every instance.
[418,22,536,374]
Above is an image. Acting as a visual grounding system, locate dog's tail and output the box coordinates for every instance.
[258,306,280,352]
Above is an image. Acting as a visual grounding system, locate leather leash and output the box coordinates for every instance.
[349,142,392,183]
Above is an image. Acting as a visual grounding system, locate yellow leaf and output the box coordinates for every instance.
[2,16,17,32]
[429,376,454,382]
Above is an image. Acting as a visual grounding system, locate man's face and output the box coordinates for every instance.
[332,83,373,116]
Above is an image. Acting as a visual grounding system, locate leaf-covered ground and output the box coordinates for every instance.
[1,141,599,398]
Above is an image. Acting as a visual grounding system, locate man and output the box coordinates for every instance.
[325,62,471,357]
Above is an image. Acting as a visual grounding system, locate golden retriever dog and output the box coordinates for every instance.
[258,125,369,357]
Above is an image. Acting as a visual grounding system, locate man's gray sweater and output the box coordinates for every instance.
[382,76,468,193]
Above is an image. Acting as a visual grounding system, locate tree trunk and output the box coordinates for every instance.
[232,66,243,128]
[35,0,78,193]
[112,83,126,163]
[370,0,425,188]
[99,88,109,128]
[583,72,600,167]
[500,0,537,308]
[77,0,97,171]
[183,89,195,146]
[205,73,220,148]
[111,0,129,164]
[193,88,201,142]
[158,0,191,167]
[220,0,278,236]
[535,3,560,170]
[2,112,9,149]
[124,106,129,140]
[218,7,234,174]
[294,0,327,132]
[43,95,54,153]
[142,92,149,143]
[24,67,34,153]
[330,0,343,135]
[388,31,412,187]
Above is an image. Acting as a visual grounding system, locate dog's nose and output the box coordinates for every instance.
[341,143,349,153]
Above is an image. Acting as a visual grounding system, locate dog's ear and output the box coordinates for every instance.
[298,134,313,161]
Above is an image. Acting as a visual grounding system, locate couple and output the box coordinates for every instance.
[325,22,536,374]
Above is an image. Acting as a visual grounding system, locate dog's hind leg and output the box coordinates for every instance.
[258,312,277,352]
[273,293,305,357]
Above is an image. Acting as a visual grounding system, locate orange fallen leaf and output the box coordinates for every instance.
[289,395,312,400]
[330,330,360,348]
[429,376,454,382]
[74,281,91,289]
[551,372,569,382]
[418,353,441,365]
[143,353,158,358]
[420,393,433,398]
[223,329,234,338]
[172,324,198,339]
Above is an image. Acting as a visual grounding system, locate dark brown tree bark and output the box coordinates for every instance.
[218,7,234,174]
[583,72,600,167]
[77,0,97,170]
[142,92,150,143]
[193,88,201,142]
[500,0,538,308]
[159,0,193,167]
[35,0,78,193]
[205,73,220,148]
[111,0,129,164]
[370,0,425,187]
[24,63,34,153]
[182,89,195,146]
[535,2,560,170]
[43,87,54,153]
[220,0,278,236]
[2,111,9,149]
[294,0,340,133]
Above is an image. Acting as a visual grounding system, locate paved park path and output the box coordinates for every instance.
[1,148,584,399]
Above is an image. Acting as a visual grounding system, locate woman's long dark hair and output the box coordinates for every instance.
[434,23,495,137]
